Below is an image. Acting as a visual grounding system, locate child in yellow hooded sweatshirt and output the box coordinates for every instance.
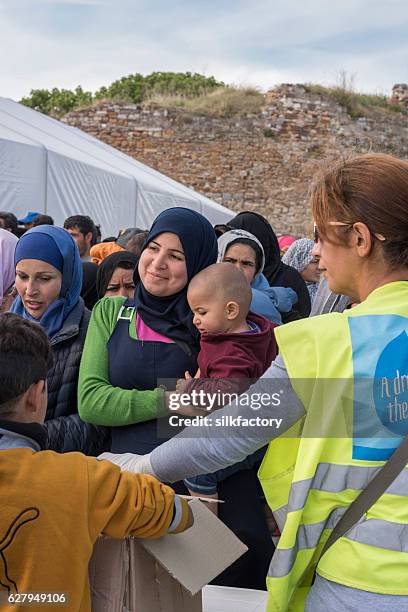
[0,313,192,612]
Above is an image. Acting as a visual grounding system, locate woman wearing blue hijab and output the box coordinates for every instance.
[12,225,110,454]
[13,225,82,334]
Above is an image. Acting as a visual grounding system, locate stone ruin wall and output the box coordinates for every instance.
[62,84,408,236]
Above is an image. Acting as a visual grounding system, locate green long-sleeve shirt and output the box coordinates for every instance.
[78,297,166,426]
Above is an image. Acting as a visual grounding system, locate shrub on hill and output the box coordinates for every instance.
[20,72,224,117]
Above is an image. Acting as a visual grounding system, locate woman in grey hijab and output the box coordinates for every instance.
[218,229,296,323]
[282,238,321,303]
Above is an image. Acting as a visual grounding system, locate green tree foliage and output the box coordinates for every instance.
[21,86,93,117]
[143,72,222,98]
[20,72,224,117]
[95,73,145,103]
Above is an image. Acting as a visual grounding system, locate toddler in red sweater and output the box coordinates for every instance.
[176,263,277,507]
[178,263,277,393]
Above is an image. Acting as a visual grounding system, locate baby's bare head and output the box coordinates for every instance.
[188,263,252,330]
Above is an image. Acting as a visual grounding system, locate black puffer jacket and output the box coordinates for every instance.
[44,298,110,455]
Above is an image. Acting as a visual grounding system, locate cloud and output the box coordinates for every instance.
[1,0,408,100]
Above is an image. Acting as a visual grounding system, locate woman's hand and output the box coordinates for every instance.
[98,452,155,475]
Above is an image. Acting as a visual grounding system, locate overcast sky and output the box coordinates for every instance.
[2,0,408,101]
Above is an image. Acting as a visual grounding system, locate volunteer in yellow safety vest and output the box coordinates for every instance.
[100,153,408,611]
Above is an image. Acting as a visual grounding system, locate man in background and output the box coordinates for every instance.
[17,211,40,229]
[64,214,97,261]
[32,214,54,227]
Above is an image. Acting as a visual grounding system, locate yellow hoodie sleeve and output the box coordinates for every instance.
[86,456,190,541]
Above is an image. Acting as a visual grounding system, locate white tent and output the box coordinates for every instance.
[0,97,233,236]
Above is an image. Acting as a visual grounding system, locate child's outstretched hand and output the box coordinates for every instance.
[175,376,189,394]
[175,369,200,394]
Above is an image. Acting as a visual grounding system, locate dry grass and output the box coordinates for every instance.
[69,81,405,121]
[145,86,264,116]
[304,83,405,118]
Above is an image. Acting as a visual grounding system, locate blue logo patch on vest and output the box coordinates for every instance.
[349,315,408,461]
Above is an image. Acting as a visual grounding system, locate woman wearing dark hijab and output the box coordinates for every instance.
[228,211,311,317]
[78,207,218,454]
[96,251,139,299]
[81,262,99,310]
[87,208,275,590]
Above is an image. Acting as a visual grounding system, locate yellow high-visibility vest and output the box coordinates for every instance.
[259,281,408,611]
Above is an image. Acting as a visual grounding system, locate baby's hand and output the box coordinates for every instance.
[176,370,199,393]
[176,377,189,393]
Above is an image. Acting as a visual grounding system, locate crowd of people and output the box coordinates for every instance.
[1,152,408,611]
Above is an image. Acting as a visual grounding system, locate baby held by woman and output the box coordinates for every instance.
[176,263,277,508]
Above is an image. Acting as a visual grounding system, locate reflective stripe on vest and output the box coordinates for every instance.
[269,509,408,578]
[274,463,408,528]
[268,506,345,578]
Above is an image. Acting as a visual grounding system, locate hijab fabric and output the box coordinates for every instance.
[282,238,319,302]
[96,251,139,298]
[282,238,314,272]
[134,207,218,346]
[81,262,99,309]
[217,229,266,283]
[227,211,283,284]
[11,225,83,337]
[0,229,18,300]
